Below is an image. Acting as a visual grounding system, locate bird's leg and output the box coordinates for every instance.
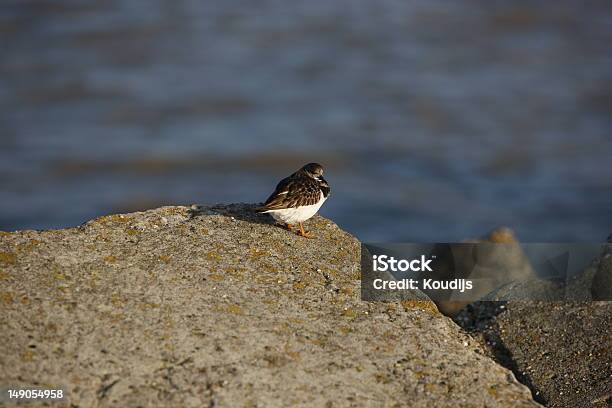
[298,222,314,238]
[285,223,293,231]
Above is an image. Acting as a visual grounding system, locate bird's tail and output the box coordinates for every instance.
[255,204,269,213]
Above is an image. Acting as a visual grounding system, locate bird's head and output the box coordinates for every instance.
[301,163,325,180]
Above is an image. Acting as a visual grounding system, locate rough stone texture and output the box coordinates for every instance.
[591,243,612,300]
[456,301,612,408]
[455,243,612,408]
[0,204,540,407]
[433,227,535,316]
[479,243,610,303]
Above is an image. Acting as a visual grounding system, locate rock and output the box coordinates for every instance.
[456,301,612,408]
[434,227,536,316]
[482,259,600,303]
[456,240,612,407]
[482,243,610,303]
[591,243,612,300]
[0,204,540,407]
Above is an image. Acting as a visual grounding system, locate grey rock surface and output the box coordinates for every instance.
[456,243,612,407]
[0,204,540,407]
[456,301,612,408]
[434,227,536,316]
[480,243,610,303]
[591,243,612,300]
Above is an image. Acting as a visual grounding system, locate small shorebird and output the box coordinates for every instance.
[256,163,330,238]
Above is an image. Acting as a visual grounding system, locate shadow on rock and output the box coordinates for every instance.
[188,202,275,226]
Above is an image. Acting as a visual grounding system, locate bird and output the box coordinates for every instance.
[256,163,330,238]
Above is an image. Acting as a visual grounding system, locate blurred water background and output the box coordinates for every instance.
[1,0,611,242]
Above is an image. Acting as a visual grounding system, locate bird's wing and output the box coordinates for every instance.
[258,176,321,211]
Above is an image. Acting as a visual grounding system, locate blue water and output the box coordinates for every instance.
[1,0,611,242]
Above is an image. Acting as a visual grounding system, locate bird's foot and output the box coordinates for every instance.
[297,223,315,239]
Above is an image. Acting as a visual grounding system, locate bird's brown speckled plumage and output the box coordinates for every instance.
[256,163,330,238]
[257,163,330,212]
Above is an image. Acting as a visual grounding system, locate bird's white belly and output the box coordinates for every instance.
[266,194,327,224]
